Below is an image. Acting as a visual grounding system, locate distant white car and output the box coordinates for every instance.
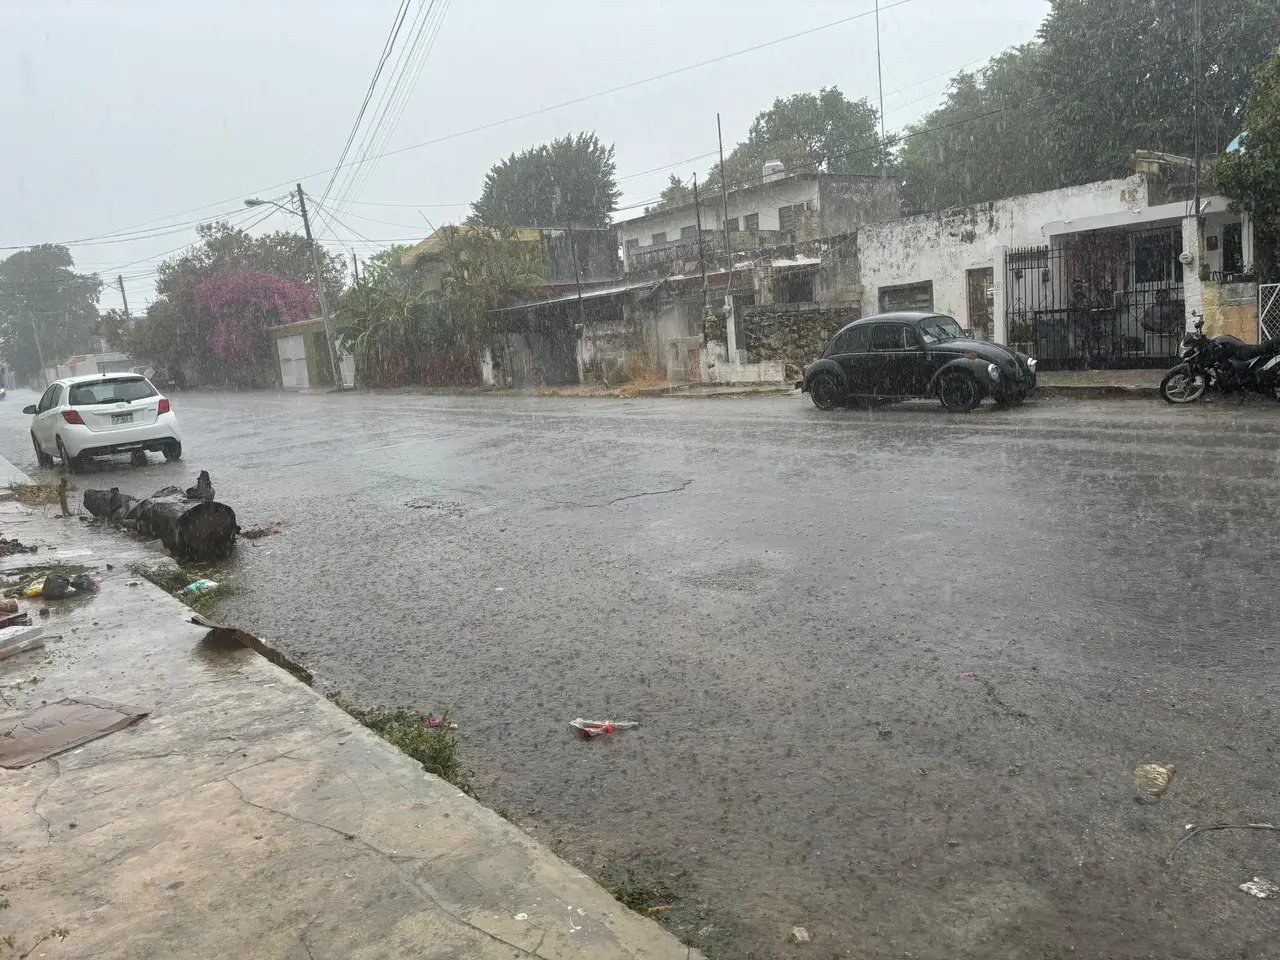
[25,374,182,472]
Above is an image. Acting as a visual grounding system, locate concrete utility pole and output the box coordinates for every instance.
[876,0,887,175]
[117,274,132,326]
[693,173,709,340]
[295,183,342,388]
[28,310,46,386]
[1192,0,1202,220]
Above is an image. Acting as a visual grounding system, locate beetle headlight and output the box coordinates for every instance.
[987,363,1000,381]
[1026,357,1037,371]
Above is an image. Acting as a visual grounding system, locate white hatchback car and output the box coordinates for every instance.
[25,374,182,472]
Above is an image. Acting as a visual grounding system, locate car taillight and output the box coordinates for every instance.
[62,409,84,425]
[158,398,170,414]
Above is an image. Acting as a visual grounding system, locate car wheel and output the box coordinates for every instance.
[131,449,149,467]
[31,433,54,469]
[163,441,183,462]
[938,372,982,413]
[809,374,845,411]
[56,436,80,474]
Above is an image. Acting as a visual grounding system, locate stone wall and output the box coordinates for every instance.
[737,303,861,370]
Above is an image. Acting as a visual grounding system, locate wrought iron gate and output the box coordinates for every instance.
[1260,283,1280,340]
[1005,226,1186,370]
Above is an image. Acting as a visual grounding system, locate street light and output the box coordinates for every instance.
[243,185,342,389]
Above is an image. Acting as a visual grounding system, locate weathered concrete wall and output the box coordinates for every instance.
[737,303,861,370]
[1201,281,1259,344]
[858,176,1151,327]
[818,177,901,237]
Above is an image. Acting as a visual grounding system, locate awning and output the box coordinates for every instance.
[491,280,661,313]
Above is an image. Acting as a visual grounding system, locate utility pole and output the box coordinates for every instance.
[1192,0,1202,220]
[351,251,360,284]
[28,310,46,387]
[876,0,886,175]
[693,174,709,340]
[116,275,132,325]
[716,113,736,356]
[295,183,342,388]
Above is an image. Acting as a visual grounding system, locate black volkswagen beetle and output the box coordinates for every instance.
[800,312,1037,412]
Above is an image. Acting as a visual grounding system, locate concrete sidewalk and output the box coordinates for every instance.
[1034,368,1163,398]
[0,478,698,959]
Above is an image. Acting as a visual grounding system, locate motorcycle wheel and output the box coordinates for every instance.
[1160,365,1207,404]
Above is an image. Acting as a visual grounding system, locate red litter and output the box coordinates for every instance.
[569,718,640,738]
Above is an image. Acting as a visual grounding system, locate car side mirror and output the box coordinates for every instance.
[23,405,37,415]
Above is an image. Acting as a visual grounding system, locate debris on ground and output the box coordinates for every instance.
[191,613,313,687]
[23,573,98,600]
[0,696,150,768]
[3,480,63,506]
[184,578,219,594]
[790,926,811,944]
[0,625,45,662]
[185,470,216,502]
[82,474,237,562]
[0,598,19,613]
[0,537,37,557]
[570,718,640,737]
[1167,822,1280,863]
[1239,877,1280,899]
[240,521,282,540]
[1133,762,1176,803]
[0,611,32,628]
[331,698,464,788]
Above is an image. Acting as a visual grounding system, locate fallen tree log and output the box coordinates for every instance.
[82,480,237,563]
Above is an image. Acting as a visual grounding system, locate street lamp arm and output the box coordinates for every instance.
[243,198,294,216]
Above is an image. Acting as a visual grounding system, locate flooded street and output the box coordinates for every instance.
[3,390,1279,957]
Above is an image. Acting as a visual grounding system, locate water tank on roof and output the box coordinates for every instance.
[762,161,786,182]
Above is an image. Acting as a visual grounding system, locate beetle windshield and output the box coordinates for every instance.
[918,317,966,344]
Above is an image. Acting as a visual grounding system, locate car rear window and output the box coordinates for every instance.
[68,377,157,405]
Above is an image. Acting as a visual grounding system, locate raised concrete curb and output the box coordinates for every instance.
[0,503,700,959]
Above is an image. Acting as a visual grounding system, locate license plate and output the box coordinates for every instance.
[111,412,133,425]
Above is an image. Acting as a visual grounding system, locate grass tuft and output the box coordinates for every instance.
[332,697,464,788]
[3,481,62,506]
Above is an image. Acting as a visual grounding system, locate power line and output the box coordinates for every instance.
[317,0,416,209]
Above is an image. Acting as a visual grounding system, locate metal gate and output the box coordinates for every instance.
[1005,226,1186,370]
[1260,283,1280,340]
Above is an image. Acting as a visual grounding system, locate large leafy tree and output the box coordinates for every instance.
[899,45,1055,212]
[709,87,886,190]
[0,245,102,381]
[1211,49,1280,279]
[1039,0,1278,187]
[469,133,620,229]
[131,221,346,384]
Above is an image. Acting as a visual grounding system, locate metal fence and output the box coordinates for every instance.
[1260,283,1280,341]
[1005,227,1186,370]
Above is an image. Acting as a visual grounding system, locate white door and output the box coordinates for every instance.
[277,335,308,389]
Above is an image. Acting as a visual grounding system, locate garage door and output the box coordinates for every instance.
[277,335,309,389]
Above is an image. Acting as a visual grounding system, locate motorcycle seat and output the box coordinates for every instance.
[1223,337,1280,361]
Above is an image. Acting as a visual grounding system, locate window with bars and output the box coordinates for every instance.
[744,213,759,232]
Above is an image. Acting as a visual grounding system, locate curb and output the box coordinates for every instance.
[1034,385,1160,400]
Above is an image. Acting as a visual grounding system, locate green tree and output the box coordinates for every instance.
[647,175,694,213]
[899,45,1055,212]
[356,244,416,293]
[338,228,543,387]
[1211,49,1280,279]
[0,245,103,382]
[1038,0,1279,187]
[709,87,886,190]
[133,221,347,384]
[469,133,620,229]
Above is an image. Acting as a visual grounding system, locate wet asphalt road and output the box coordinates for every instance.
[2,388,1279,958]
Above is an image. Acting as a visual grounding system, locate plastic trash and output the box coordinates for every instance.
[184,579,218,594]
[569,718,640,738]
[23,574,98,599]
[1240,877,1279,899]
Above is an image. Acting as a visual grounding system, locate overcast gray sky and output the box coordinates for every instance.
[1,0,1048,314]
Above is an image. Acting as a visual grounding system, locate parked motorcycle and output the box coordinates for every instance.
[1160,319,1280,404]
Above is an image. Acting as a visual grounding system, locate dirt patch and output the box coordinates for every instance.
[2,481,63,507]
[129,562,235,617]
[331,699,467,790]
